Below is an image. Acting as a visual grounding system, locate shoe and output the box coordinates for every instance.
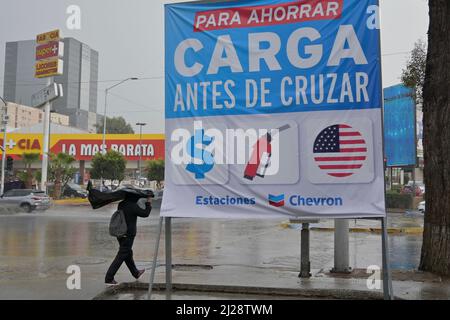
[105,280,118,286]
[135,269,145,280]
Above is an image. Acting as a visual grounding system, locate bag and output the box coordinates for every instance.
[109,209,128,238]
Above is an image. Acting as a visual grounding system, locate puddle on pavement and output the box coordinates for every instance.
[100,289,319,300]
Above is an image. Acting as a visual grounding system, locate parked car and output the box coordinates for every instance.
[63,183,88,199]
[0,189,52,213]
[401,181,425,196]
[418,201,425,214]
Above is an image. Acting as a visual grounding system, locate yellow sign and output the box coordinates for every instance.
[36,29,60,45]
[0,134,166,161]
[35,58,64,78]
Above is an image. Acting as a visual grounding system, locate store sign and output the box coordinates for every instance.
[35,29,63,78]
[36,29,60,45]
[35,58,64,78]
[0,134,165,161]
[36,41,64,61]
[162,0,385,219]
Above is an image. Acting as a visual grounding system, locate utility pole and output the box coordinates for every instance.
[0,96,8,195]
[136,122,147,184]
[40,77,53,192]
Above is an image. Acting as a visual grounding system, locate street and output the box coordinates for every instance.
[0,205,429,300]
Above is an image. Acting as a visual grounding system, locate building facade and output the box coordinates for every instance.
[3,38,100,132]
[4,102,69,130]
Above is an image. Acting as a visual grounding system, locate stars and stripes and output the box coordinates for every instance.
[313,124,367,178]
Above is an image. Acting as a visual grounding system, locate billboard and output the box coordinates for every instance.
[162,0,385,219]
[0,134,165,161]
[383,84,417,167]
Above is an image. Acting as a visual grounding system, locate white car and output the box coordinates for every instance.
[418,201,425,213]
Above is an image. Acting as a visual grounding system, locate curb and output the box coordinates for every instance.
[93,281,391,300]
[53,199,90,206]
[280,222,423,234]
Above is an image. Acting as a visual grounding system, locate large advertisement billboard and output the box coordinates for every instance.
[162,0,385,219]
[383,84,417,167]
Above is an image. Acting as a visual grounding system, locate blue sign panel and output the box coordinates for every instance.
[383,84,417,167]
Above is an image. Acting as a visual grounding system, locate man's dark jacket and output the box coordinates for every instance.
[118,200,151,237]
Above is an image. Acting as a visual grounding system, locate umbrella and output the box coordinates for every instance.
[86,181,154,210]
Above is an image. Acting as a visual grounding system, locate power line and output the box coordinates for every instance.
[108,92,163,114]
[0,76,164,87]
[382,51,411,57]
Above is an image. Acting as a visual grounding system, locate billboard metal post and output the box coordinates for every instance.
[165,217,173,297]
[332,219,351,273]
[148,217,164,300]
[299,223,311,278]
[381,217,394,299]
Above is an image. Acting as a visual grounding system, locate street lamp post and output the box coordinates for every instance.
[100,77,138,190]
[136,122,147,184]
[0,96,8,195]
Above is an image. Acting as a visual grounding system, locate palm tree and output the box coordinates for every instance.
[49,153,76,199]
[20,153,40,189]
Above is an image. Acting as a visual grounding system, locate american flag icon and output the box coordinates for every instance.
[313,124,367,178]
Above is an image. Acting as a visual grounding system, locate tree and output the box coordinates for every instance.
[401,39,427,107]
[419,0,450,276]
[146,159,164,189]
[90,150,127,185]
[95,116,135,134]
[49,153,77,199]
[20,152,40,188]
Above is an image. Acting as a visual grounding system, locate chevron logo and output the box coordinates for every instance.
[268,194,285,208]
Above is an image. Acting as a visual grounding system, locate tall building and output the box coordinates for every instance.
[3,38,100,132]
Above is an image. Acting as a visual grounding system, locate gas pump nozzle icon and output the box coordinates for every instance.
[243,124,291,181]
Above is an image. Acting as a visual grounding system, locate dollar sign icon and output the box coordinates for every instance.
[186,129,215,179]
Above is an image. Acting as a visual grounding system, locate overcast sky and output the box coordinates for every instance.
[0,0,429,133]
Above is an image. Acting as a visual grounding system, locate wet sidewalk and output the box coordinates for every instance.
[0,205,445,300]
[96,265,450,300]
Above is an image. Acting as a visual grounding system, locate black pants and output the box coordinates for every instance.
[105,236,139,282]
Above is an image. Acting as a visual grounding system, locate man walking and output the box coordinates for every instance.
[105,193,152,285]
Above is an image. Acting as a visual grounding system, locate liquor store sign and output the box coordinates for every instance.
[35,30,64,78]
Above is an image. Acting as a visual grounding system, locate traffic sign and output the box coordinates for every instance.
[31,83,63,107]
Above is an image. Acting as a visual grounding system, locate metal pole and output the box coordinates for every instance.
[100,89,108,191]
[0,97,7,195]
[99,78,138,190]
[138,125,143,180]
[41,77,53,191]
[381,217,394,300]
[332,219,351,273]
[148,217,164,300]
[165,217,172,297]
[136,123,146,184]
[1,127,6,195]
[299,223,311,278]
[102,89,108,150]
